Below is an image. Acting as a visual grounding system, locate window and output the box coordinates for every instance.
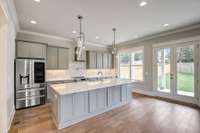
[119,48,144,81]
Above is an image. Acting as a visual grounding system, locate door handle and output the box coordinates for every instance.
[170,74,174,79]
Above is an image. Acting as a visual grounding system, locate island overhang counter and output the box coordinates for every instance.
[49,79,134,129]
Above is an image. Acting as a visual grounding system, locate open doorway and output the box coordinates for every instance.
[0,5,8,133]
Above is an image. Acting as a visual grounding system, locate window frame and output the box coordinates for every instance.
[118,47,144,82]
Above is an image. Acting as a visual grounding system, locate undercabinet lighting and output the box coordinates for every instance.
[140,1,147,7]
[95,36,99,39]
[34,0,40,2]
[163,24,169,27]
[30,20,37,24]
[72,30,77,34]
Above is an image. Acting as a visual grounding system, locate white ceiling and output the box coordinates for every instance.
[14,0,200,45]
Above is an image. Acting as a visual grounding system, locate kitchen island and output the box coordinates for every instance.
[49,79,134,129]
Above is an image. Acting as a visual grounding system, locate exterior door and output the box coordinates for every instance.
[153,41,199,103]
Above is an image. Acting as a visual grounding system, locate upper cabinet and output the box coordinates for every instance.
[16,40,47,59]
[86,51,97,69]
[46,46,69,69]
[96,52,103,69]
[46,47,58,69]
[86,51,113,69]
[58,48,69,69]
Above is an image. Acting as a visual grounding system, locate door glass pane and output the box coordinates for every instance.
[157,48,171,93]
[119,53,130,79]
[176,45,194,97]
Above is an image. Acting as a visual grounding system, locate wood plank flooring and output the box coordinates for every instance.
[9,94,200,133]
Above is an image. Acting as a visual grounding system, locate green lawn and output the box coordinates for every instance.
[159,73,194,92]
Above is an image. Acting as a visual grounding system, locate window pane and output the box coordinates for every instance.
[176,45,194,97]
[119,53,130,65]
[131,65,143,81]
[131,50,144,81]
[157,48,171,93]
[119,53,130,79]
[119,66,130,79]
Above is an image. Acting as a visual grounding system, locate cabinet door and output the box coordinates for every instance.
[30,43,46,59]
[108,86,121,107]
[47,47,58,69]
[17,41,30,58]
[96,88,106,110]
[108,53,113,69]
[60,95,73,122]
[89,88,106,113]
[96,52,103,69]
[89,90,97,113]
[127,84,133,102]
[103,53,108,69]
[73,92,88,117]
[58,48,69,69]
[121,85,127,102]
[88,51,97,69]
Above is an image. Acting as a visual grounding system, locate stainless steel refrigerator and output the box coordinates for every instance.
[15,59,46,109]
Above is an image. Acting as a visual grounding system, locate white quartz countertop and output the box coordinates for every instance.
[50,79,134,95]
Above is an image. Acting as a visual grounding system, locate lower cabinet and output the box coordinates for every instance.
[108,86,121,107]
[73,92,88,117]
[60,95,73,122]
[59,92,88,122]
[121,85,128,103]
[89,88,107,113]
[52,83,133,128]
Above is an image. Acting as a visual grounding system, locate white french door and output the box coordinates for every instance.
[153,41,199,103]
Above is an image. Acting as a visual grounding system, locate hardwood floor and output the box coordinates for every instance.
[9,94,200,133]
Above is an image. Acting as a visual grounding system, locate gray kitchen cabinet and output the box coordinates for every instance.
[89,88,107,113]
[16,41,47,59]
[127,84,133,101]
[30,43,46,59]
[103,53,108,69]
[58,48,69,69]
[47,47,58,69]
[121,85,127,103]
[86,51,97,69]
[73,92,88,118]
[108,86,121,107]
[108,53,113,69]
[96,52,103,69]
[47,46,69,69]
[60,95,73,122]
[17,41,30,58]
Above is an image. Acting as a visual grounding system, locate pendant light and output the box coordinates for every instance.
[75,15,86,60]
[111,28,117,56]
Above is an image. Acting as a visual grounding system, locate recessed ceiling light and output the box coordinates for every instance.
[95,36,99,39]
[34,0,40,2]
[140,1,147,7]
[134,35,139,38]
[30,20,37,24]
[72,30,77,34]
[163,24,169,27]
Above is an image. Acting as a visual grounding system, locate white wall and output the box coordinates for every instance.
[118,25,200,105]
[0,0,17,132]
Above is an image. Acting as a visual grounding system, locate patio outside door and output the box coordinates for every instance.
[153,41,199,103]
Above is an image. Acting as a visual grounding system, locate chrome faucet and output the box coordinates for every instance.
[97,71,103,81]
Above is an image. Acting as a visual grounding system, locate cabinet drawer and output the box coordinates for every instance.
[16,96,45,109]
[16,88,46,99]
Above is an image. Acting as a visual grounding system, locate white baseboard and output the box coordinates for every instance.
[7,106,15,132]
